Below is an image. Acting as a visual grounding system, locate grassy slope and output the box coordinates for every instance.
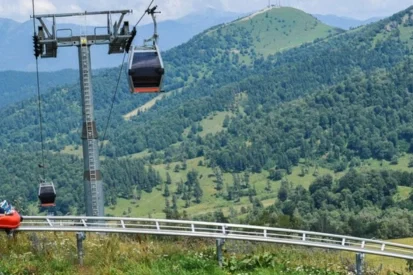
[208,7,340,57]
[106,152,413,220]
[122,7,341,121]
[107,97,413,219]
[106,156,272,218]
[74,7,413,218]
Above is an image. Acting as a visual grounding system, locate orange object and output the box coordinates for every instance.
[41,203,56,207]
[0,211,22,229]
[133,87,160,93]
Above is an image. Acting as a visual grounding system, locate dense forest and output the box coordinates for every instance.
[195,168,413,239]
[2,6,413,240]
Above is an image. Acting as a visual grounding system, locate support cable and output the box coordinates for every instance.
[99,0,156,155]
[32,0,46,180]
[98,53,127,154]
[134,0,155,28]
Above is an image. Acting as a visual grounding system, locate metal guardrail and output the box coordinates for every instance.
[18,216,413,260]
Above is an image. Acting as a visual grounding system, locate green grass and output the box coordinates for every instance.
[107,153,413,220]
[0,232,410,274]
[208,7,341,59]
[106,156,281,218]
[359,154,413,172]
[183,111,233,138]
[199,111,233,137]
[105,156,347,219]
[60,144,83,157]
[396,186,412,201]
[122,149,151,160]
[372,11,413,48]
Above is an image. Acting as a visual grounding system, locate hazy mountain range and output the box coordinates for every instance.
[313,14,384,30]
[0,8,244,72]
[0,8,382,72]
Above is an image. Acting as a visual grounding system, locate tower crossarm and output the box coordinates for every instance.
[32,9,134,56]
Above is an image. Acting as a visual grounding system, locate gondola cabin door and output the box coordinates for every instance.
[128,46,164,93]
[38,181,56,207]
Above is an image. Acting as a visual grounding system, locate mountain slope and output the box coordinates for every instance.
[123,6,343,118]
[0,6,342,152]
[163,7,342,92]
[2,5,413,218]
[204,7,342,57]
[100,8,413,219]
[108,6,410,159]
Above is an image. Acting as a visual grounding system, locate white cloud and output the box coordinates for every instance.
[0,0,412,24]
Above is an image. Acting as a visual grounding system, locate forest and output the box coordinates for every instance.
[1,6,413,240]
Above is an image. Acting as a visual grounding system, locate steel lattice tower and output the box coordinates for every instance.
[31,10,136,219]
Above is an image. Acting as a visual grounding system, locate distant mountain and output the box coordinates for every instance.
[0,69,78,109]
[0,8,243,72]
[314,14,384,30]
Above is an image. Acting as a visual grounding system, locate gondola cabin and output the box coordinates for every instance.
[128,45,164,93]
[38,181,56,207]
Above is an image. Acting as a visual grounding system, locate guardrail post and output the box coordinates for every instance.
[216,238,225,267]
[356,253,365,275]
[76,232,86,266]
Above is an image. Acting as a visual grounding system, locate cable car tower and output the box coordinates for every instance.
[31,10,136,219]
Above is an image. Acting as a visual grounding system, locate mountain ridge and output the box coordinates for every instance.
[0,8,244,72]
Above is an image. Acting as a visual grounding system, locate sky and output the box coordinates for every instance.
[0,0,412,25]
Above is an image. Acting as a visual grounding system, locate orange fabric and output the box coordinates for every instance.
[133,87,160,93]
[0,211,21,229]
[41,203,56,207]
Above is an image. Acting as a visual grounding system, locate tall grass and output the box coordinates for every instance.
[0,232,409,274]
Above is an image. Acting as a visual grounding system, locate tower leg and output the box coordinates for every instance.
[216,238,225,267]
[76,232,86,265]
[78,38,104,222]
[356,253,364,275]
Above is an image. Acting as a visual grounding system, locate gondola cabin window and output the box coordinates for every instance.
[128,48,164,93]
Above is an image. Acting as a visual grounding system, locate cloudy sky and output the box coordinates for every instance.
[0,0,412,24]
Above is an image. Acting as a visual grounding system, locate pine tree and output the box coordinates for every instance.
[409,157,413,168]
[214,166,224,190]
[166,172,172,185]
[265,180,272,192]
[172,194,178,211]
[171,195,180,220]
[156,171,163,186]
[231,173,241,201]
[163,198,172,219]
[185,196,191,208]
[163,183,170,197]
[232,173,241,191]
[193,181,203,203]
[243,171,250,188]
[176,179,184,195]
